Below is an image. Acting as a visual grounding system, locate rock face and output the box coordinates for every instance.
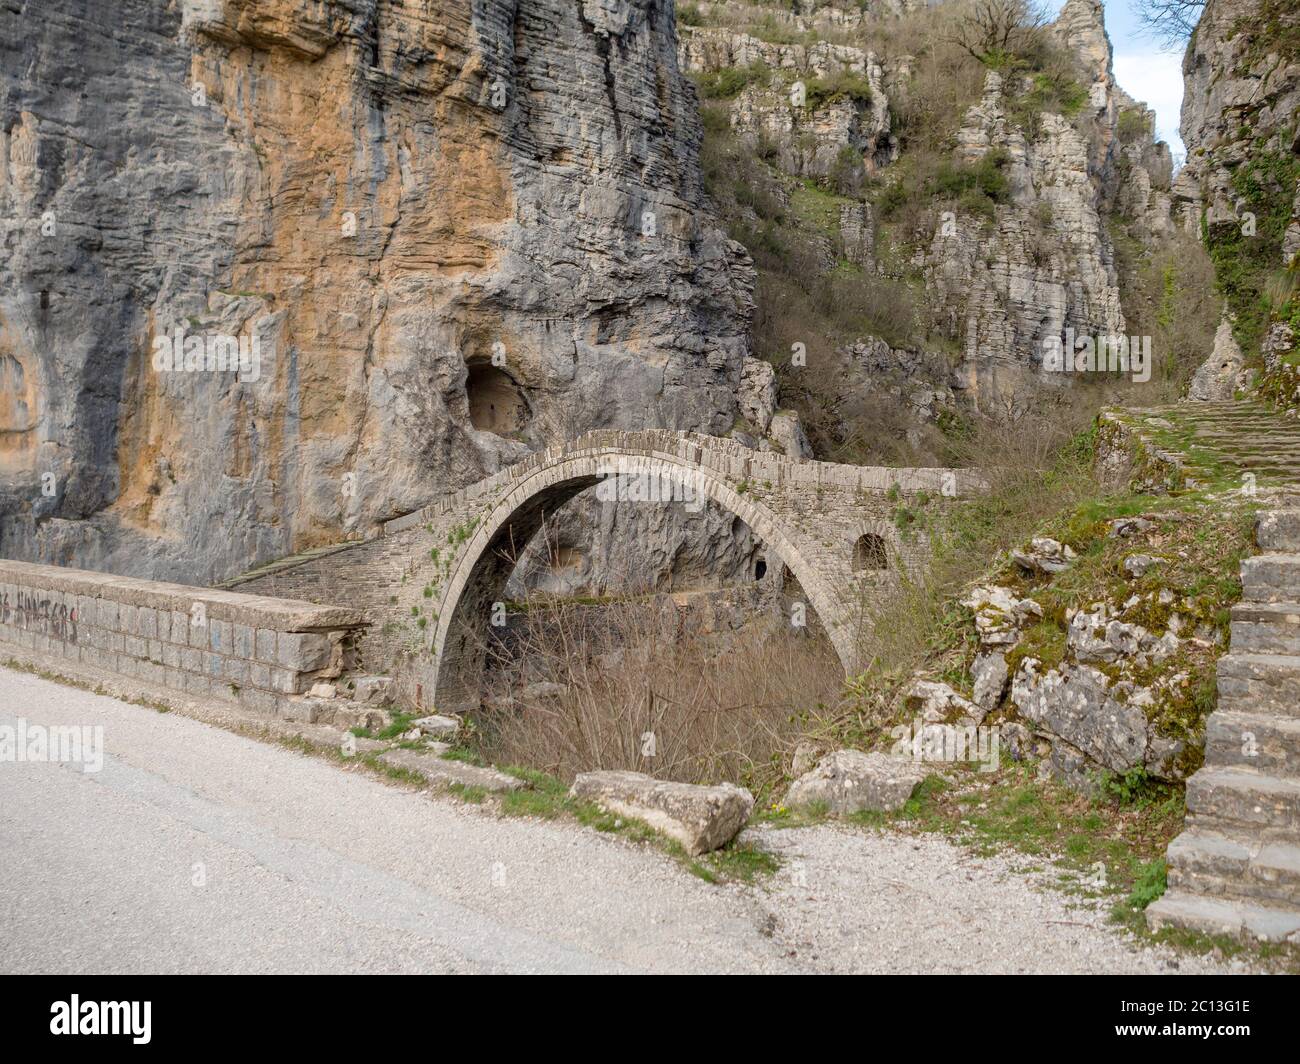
[927,0,1172,414]
[681,0,1173,443]
[0,0,755,584]
[1175,0,1300,241]
[785,749,927,815]
[1175,0,1300,369]
[1189,317,1248,401]
[570,770,754,854]
[681,28,896,180]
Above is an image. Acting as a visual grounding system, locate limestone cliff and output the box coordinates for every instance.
[926,0,1175,414]
[1175,0,1299,389]
[678,0,1177,456]
[0,0,755,583]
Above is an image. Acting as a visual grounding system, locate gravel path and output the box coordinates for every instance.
[0,667,1254,974]
[744,825,1253,974]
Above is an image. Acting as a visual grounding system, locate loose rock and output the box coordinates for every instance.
[570,771,754,855]
[785,750,928,817]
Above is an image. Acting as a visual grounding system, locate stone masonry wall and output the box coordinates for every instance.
[0,559,364,718]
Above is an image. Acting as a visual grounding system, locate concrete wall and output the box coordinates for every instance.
[0,560,365,717]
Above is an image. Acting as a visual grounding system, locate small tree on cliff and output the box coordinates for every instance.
[948,0,1050,66]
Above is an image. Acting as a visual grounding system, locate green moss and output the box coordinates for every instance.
[1204,149,1300,357]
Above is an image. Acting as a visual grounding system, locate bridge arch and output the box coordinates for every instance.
[427,446,853,712]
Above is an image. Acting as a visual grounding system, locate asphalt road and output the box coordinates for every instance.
[0,666,1249,974]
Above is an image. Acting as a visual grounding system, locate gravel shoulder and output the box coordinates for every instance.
[0,667,1255,974]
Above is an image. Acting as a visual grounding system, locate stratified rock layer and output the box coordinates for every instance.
[0,0,754,583]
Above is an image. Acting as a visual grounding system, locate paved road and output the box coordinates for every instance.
[0,667,1248,974]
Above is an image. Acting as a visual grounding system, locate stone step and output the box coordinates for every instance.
[1241,553,1300,602]
[1196,450,1300,463]
[1206,709,1300,776]
[1196,450,1300,461]
[375,748,527,793]
[1146,890,1300,943]
[1185,767,1300,835]
[1230,601,1300,654]
[1189,435,1300,446]
[1217,652,1300,714]
[1257,510,1300,552]
[1165,830,1300,906]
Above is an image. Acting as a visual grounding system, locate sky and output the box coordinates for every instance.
[1052,0,1189,159]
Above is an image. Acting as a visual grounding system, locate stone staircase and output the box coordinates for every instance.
[1108,400,1300,491]
[1146,501,1300,943]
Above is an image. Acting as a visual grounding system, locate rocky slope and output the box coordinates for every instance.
[680,0,1180,453]
[0,0,759,584]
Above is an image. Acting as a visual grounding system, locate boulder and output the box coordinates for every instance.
[962,584,1044,647]
[971,651,1009,713]
[1011,660,1149,772]
[1123,554,1164,579]
[569,771,754,855]
[785,750,928,816]
[905,679,982,723]
[1107,516,1156,538]
[1011,537,1077,575]
[1189,316,1247,401]
[413,714,461,740]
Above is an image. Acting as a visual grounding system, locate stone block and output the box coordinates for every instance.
[570,771,753,854]
[276,632,330,672]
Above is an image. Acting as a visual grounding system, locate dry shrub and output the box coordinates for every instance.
[475,594,843,795]
[1112,228,1220,403]
[837,398,1101,735]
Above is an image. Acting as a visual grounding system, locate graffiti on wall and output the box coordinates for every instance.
[0,589,79,644]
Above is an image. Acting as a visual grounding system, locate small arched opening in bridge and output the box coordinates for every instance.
[426,453,849,713]
[466,362,530,436]
[852,532,888,571]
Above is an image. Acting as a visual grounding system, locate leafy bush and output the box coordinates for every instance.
[692,63,769,100]
[932,149,1012,209]
[1117,107,1152,144]
[804,70,874,111]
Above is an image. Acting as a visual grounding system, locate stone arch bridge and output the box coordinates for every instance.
[227,430,983,712]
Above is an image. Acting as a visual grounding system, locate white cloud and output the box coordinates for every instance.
[1113,51,1186,157]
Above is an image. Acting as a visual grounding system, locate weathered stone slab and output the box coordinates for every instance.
[569,770,753,854]
[1011,660,1149,773]
[377,749,525,793]
[413,714,461,739]
[784,750,927,816]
